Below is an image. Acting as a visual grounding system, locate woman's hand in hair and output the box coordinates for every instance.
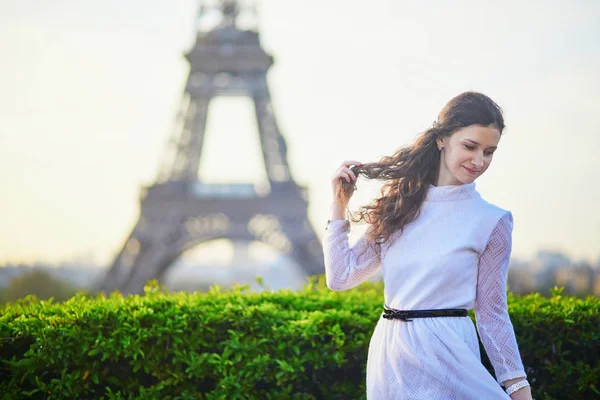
[330,160,362,209]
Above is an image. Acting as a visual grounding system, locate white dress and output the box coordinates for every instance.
[322,182,527,399]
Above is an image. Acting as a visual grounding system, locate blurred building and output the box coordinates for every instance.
[508,250,600,297]
[555,262,598,296]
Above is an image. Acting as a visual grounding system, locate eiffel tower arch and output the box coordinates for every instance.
[99,0,325,295]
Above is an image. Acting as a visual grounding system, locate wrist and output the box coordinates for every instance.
[329,203,347,220]
[505,379,530,397]
[503,377,527,389]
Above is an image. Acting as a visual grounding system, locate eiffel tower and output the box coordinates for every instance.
[99,0,325,295]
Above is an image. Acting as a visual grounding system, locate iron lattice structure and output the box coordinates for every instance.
[99,1,325,295]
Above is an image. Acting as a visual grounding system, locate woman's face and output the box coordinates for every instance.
[436,124,501,186]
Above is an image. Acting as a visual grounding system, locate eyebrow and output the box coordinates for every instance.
[462,139,497,150]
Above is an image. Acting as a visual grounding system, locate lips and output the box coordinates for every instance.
[463,166,479,175]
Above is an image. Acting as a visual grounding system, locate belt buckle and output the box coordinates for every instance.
[385,310,413,322]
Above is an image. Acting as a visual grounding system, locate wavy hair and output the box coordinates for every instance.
[338,91,506,255]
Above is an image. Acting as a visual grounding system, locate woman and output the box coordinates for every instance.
[323,92,533,399]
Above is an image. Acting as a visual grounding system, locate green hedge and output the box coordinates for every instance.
[0,277,598,399]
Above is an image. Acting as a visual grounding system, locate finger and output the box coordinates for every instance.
[338,173,352,183]
[340,167,357,181]
[341,160,363,167]
[331,172,352,184]
[337,167,357,181]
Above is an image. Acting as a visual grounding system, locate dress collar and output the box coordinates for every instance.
[424,181,480,202]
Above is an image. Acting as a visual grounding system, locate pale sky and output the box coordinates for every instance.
[0,0,598,267]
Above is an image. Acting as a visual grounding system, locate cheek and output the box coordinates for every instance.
[483,157,494,170]
[454,152,472,166]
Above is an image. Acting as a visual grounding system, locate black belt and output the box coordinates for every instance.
[382,306,468,322]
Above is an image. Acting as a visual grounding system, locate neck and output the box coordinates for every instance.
[435,163,466,186]
[434,175,464,187]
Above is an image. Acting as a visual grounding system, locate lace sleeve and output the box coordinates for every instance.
[322,220,381,291]
[474,211,527,384]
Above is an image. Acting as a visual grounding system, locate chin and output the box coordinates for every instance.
[459,173,478,184]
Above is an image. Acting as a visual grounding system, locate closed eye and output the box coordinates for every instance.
[464,144,495,156]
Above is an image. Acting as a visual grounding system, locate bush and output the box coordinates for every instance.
[0,277,598,399]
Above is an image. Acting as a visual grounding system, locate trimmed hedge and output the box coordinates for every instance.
[0,276,598,399]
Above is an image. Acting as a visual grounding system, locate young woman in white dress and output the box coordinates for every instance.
[324,92,533,399]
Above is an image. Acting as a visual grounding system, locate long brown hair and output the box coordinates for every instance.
[339,91,506,255]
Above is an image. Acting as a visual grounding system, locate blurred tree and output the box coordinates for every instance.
[0,270,81,303]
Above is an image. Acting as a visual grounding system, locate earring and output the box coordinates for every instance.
[438,145,443,151]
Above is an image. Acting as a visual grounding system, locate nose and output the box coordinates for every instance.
[471,153,484,168]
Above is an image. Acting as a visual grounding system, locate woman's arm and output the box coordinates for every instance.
[322,214,381,291]
[473,212,529,386]
[322,161,381,291]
